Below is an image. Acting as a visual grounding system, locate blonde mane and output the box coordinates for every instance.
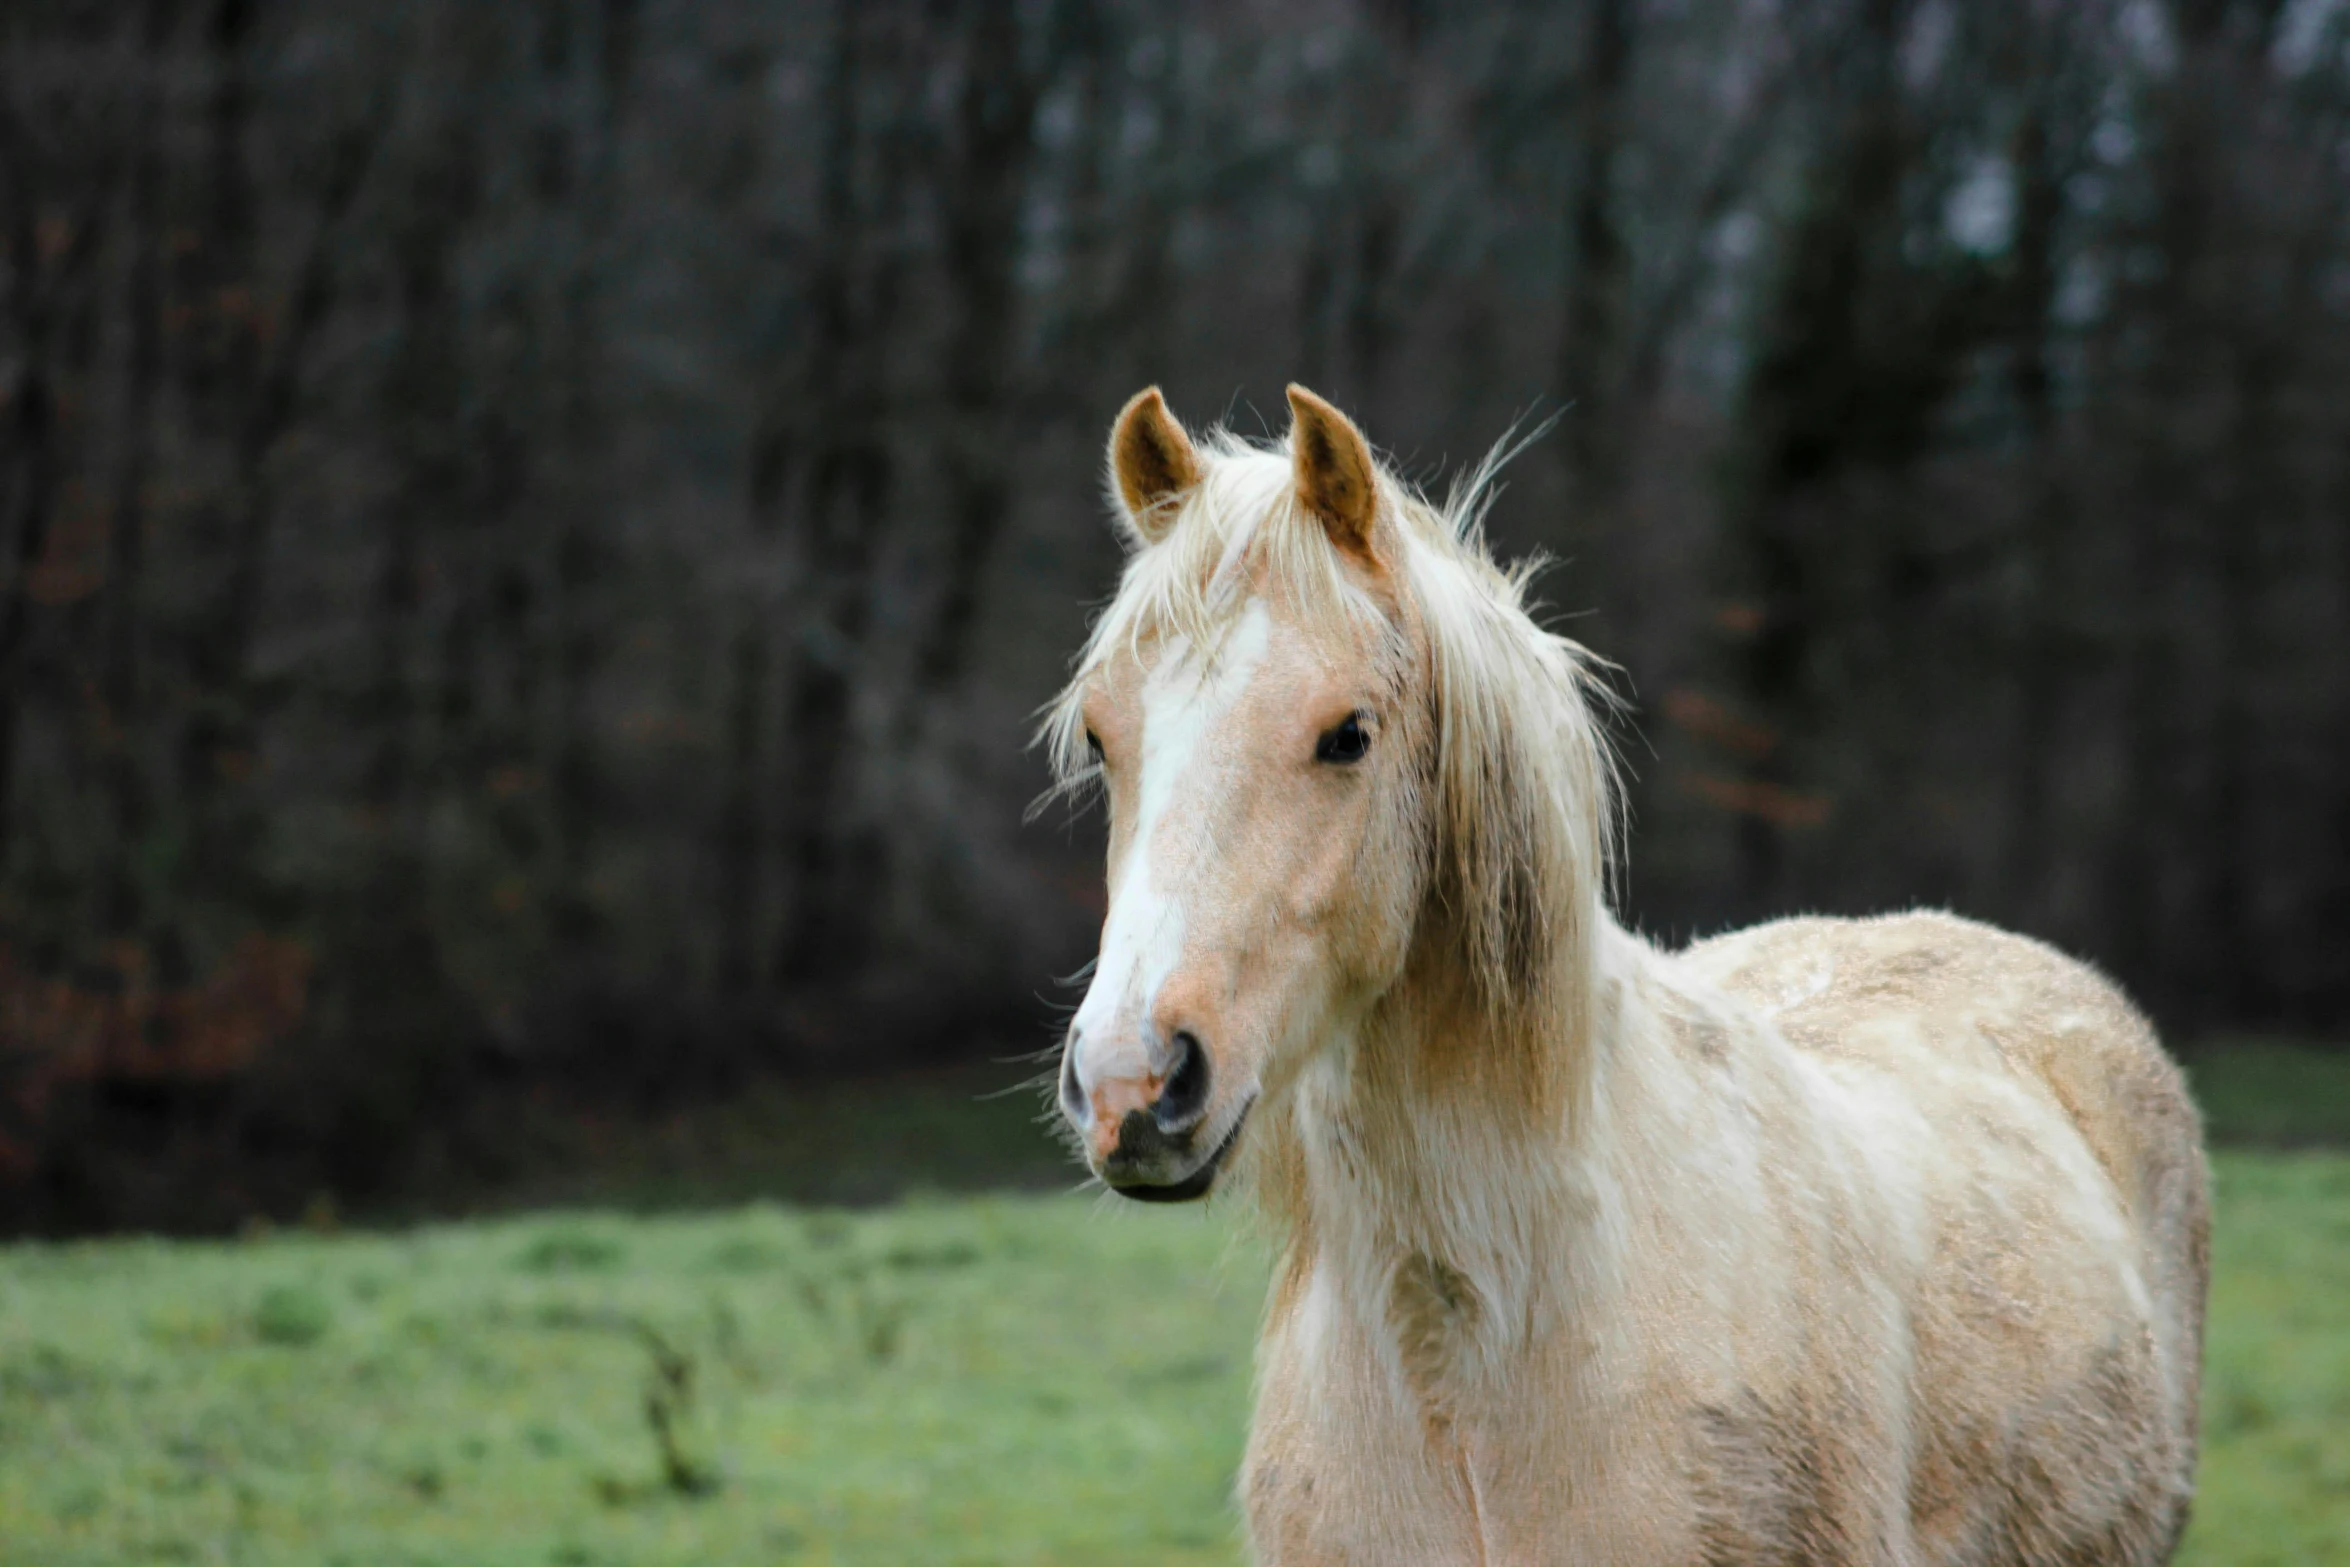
[1041,428,1621,1030]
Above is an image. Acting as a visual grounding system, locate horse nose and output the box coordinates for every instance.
[1068,1029,1212,1163]
[1058,1032,1088,1124]
[1155,1030,1211,1130]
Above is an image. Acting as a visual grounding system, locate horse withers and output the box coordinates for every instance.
[1043,384,2209,1566]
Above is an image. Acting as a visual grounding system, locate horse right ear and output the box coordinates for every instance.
[1107,387,1201,545]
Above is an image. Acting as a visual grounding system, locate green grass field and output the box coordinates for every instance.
[2,1061,2346,1563]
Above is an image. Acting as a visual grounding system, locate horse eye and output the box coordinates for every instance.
[1315,713,1370,765]
[1085,729,1104,763]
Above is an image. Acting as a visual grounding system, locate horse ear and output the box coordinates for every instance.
[1286,384,1381,566]
[1107,386,1202,544]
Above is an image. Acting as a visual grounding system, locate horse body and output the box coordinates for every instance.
[1046,385,2208,1566]
[1246,912,2206,1566]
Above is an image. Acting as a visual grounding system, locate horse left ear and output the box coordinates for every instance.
[1286,384,1381,567]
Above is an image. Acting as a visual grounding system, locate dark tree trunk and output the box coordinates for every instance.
[101,0,179,938]
[0,98,115,878]
[770,0,920,984]
[914,0,1040,694]
[714,620,768,994]
[2000,78,2068,930]
[1559,0,1632,527]
[179,35,381,919]
[547,0,640,938]
[774,448,892,982]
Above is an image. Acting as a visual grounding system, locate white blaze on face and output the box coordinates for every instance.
[1069,599,1274,1099]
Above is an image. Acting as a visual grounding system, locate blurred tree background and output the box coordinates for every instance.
[2,0,2345,1233]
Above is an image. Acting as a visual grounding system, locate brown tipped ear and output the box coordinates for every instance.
[1286,384,1380,564]
[1107,387,1202,543]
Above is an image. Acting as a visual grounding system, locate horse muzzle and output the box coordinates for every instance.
[1102,1097,1253,1202]
[1061,1027,1252,1200]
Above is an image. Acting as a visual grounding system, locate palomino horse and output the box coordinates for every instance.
[1045,385,2209,1565]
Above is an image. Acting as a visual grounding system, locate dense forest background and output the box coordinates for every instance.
[4,0,2346,1232]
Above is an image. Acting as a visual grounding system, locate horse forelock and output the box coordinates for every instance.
[1037,434,1379,804]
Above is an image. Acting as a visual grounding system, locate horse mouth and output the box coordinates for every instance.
[1107,1097,1254,1204]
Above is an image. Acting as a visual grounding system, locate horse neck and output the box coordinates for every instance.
[1273,899,1648,1327]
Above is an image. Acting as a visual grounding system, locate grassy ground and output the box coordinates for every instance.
[0,1153,2344,1564]
[2194,1152,2350,1564]
[0,1193,1267,1566]
[0,1046,2343,1564]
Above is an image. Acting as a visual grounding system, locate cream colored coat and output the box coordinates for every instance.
[1050,386,2209,1567]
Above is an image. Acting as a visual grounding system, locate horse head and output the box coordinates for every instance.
[1043,386,1614,1201]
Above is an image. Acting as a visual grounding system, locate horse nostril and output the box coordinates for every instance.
[1059,1036,1087,1123]
[1155,1031,1211,1133]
